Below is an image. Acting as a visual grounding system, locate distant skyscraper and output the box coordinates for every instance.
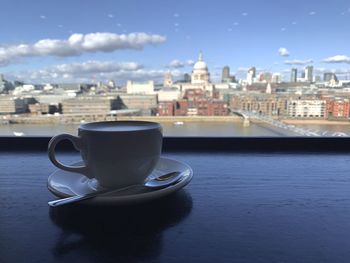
[183,73,191,83]
[323,72,338,82]
[0,74,6,92]
[249,67,256,78]
[291,68,297,82]
[305,66,313,82]
[222,66,230,83]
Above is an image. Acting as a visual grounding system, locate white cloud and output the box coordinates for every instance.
[173,13,180,17]
[284,59,313,65]
[322,55,350,64]
[281,27,286,32]
[108,14,114,18]
[58,25,63,28]
[168,59,194,68]
[292,21,297,25]
[40,15,46,19]
[174,23,179,27]
[233,22,239,26]
[314,67,350,76]
[236,67,249,72]
[0,32,166,66]
[9,61,183,84]
[51,61,143,75]
[242,12,248,16]
[278,47,289,57]
[309,11,316,15]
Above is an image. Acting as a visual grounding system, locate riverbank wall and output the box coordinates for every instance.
[3,115,243,125]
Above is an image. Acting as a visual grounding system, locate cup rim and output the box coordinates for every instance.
[79,121,162,133]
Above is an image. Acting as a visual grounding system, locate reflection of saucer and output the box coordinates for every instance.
[48,157,193,205]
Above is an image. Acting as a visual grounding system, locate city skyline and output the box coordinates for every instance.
[0,0,349,84]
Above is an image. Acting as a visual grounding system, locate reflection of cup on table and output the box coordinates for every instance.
[48,121,163,189]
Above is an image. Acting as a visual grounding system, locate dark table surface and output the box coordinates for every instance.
[1,150,350,263]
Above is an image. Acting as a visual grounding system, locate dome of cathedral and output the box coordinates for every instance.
[191,51,210,84]
[193,61,208,70]
[193,52,208,71]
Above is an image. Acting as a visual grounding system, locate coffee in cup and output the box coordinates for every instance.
[48,121,162,189]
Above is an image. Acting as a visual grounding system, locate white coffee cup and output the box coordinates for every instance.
[48,121,163,189]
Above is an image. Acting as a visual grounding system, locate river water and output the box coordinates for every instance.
[1,122,350,137]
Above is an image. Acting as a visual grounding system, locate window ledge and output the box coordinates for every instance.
[1,137,350,152]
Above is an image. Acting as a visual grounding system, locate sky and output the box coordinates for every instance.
[0,0,349,84]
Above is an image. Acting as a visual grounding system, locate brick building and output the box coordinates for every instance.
[158,101,175,116]
[327,98,350,119]
[158,99,228,116]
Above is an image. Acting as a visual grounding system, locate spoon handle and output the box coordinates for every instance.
[48,184,138,207]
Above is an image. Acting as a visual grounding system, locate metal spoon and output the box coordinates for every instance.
[48,171,184,207]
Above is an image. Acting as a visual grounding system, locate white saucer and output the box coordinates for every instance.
[47,157,193,205]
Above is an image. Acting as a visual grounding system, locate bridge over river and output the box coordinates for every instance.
[231,110,348,137]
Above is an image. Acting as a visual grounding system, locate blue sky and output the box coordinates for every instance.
[0,0,349,84]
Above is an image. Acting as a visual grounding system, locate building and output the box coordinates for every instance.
[259,72,272,83]
[173,52,229,96]
[158,99,228,116]
[323,73,338,83]
[191,52,210,84]
[158,101,175,116]
[305,66,314,83]
[58,83,82,95]
[118,94,158,115]
[230,94,289,116]
[247,67,256,85]
[184,88,206,101]
[174,52,227,96]
[163,72,173,87]
[265,83,272,94]
[221,66,235,83]
[327,98,350,119]
[62,96,118,114]
[107,80,116,89]
[28,103,50,115]
[126,80,155,94]
[0,96,26,114]
[157,88,181,101]
[324,73,334,82]
[271,74,281,83]
[291,68,297,82]
[222,66,230,83]
[183,73,191,83]
[288,99,326,118]
[0,75,5,93]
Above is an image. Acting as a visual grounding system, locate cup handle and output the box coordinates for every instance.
[48,134,89,176]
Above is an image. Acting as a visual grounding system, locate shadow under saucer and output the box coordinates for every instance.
[49,190,193,262]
